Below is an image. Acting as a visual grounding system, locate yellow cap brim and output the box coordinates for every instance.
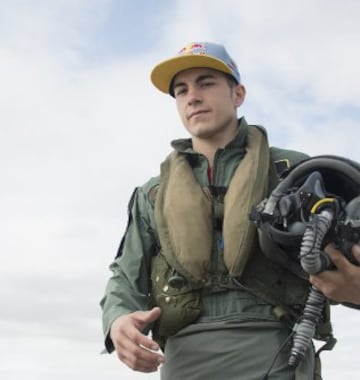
[150,55,233,94]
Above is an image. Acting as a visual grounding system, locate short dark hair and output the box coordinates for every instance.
[224,73,239,88]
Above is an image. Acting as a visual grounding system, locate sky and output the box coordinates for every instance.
[1,0,360,379]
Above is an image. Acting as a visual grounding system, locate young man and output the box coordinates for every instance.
[101,42,360,379]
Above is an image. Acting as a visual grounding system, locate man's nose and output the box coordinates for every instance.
[187,85,202,105]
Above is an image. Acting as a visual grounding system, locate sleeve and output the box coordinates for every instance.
[100,183,158,353]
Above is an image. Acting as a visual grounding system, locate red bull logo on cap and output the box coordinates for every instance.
[150,41,241,94]
[178,43,207,56]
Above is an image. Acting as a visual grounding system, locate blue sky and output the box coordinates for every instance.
[1,1,360,379]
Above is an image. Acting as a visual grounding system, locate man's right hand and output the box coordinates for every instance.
[110,307,164,373]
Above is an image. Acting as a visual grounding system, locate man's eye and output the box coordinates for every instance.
[175,88,186,96]
[201,81,214,87]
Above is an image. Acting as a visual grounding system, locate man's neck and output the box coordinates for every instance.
[192,125,238,167]
[192,141,217,167]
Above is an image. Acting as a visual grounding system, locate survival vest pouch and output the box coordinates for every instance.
[250,155,360,368]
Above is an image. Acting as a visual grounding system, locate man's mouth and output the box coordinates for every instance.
[188,110,209,120]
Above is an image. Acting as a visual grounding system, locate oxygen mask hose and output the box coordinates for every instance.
[288,286,326,367]
[300,203,335,275]
[288,200,336,368]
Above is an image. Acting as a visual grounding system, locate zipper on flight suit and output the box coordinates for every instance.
[208,148,228,293]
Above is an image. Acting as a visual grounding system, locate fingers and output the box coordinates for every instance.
[117,336,164,372]
[352,244,360,263]
[110,309,164,373]
[310,243,360,304]
[309,270,342,298]
[133,307,162,332]
[324,243,360,271]
[324,243,352,272]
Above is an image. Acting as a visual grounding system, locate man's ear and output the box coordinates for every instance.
[234,84,246,107]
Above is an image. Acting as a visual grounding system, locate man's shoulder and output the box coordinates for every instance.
[137,175,161,206]
[270,146,310,169]
[140,175,160,192]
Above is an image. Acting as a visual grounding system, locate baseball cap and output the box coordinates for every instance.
[150,42,241,95]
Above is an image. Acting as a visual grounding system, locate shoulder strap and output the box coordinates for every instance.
[115,187,139,258]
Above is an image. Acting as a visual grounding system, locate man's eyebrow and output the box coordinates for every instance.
[172,81,186,90]
[173,74,217,89]
[196,74,217,82]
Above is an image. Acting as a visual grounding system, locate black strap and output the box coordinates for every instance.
[115,187,138,258]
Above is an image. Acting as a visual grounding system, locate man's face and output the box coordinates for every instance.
[172,68,245,141]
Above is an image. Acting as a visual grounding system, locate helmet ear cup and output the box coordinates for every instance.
[345,195,360,221]
[254,155,360,278]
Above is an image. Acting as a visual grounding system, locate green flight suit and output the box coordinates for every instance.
[100,118,320,379]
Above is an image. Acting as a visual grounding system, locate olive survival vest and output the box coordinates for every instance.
[155,125,269,284]
[150,126,333,349]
